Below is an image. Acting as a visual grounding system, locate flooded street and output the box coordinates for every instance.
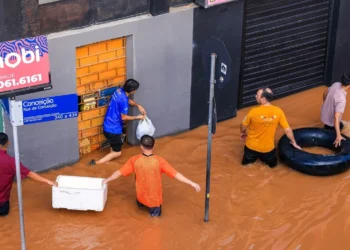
[1,86,350,250]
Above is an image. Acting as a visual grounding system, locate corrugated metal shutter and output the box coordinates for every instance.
[239,0,331,107]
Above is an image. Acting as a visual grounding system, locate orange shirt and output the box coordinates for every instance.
[119,154,178,207]
[241,105,290,153]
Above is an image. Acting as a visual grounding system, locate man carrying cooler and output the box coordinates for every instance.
[0,132,57,216]
[240,88,301,168]
[103,135,201,217]
[89,79,146,165]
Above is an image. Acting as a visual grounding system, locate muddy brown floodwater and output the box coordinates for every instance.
[303,147,336,155]
[2,86,350,250]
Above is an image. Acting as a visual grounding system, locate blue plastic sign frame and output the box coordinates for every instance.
[22,94,78,125]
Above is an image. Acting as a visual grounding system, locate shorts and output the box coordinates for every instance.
[103,131,125,152]
[0,201,9,217]
[324,122,344,131]
[242,146,277,168]
[136,200,162,217]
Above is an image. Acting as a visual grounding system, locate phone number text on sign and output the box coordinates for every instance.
[0,35,50,95]
[0,74,43,90]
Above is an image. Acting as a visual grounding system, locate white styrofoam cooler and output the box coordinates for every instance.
[52,175,108,212]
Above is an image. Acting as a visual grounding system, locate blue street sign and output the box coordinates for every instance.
[22,94,78,125]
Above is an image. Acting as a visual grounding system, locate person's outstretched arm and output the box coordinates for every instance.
[120,96,145,121]
[27,172,57,186]
[334,112,345,147]
[103,170,122,185]
[279,110,302,150]
[121,113,145,121]
[103,156,136,185]
[129,99,146,115]
[159,157,201,192]
[284,127,302,150]
[174,173,201,192]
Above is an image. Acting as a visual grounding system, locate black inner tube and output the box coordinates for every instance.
[278,128,350,176]
[294,129,341,153]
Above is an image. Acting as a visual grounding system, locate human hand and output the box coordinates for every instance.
[136,115,145,120]
[334,135,346,147]
[48,180,58,187]
[240,132,247,141]
[137,105,146,116]
[191,182,201,192]
[290,141,302,150]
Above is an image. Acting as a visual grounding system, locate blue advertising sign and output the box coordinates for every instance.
[22,94,78,125]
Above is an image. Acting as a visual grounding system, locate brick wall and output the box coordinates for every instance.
[76,37,127,156]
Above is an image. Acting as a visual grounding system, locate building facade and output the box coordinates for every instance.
[0,0,349,172]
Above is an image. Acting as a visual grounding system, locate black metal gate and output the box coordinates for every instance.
[239,0,332,107]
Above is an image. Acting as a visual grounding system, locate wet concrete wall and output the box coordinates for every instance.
[0,0,196,42]
[21,0,150,37]
[0,0,22,41]
[4,7,194,172]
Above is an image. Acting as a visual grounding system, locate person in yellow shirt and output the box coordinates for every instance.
[240,88,301,168]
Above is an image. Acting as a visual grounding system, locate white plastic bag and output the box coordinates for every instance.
[136,116,156,140]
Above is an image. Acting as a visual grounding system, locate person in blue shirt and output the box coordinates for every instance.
[89,79,146,165]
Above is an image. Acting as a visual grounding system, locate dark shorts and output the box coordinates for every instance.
[0,201,9,217]
[242,146,277,168]
[103,131,125,152]
[136,200,162,217]
[324,122,344,131]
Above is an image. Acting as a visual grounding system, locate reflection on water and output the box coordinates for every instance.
[2,86,350,250]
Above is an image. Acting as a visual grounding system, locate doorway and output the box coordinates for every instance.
[76,37,127,156]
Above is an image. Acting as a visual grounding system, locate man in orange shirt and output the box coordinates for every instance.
[103,135,201,217]
[240,88,301,168]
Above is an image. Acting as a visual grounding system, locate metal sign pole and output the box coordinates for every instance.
[10,98,27,250]
[204,53,216,222]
